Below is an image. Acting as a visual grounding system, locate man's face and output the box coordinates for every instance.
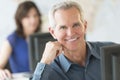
[49,7,87,51]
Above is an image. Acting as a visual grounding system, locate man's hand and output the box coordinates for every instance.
[40,41,62,64]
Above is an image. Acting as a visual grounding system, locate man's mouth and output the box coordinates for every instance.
[65,37,79,42]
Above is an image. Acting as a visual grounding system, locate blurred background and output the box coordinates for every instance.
[0,0,120,49]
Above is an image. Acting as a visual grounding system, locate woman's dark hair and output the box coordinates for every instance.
[15,1,42,38]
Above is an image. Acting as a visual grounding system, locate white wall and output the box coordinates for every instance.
[86,0,120,43]
[0,0,17,48]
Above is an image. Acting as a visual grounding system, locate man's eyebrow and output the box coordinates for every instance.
[59,25,67,28]
[73,22,80,24]
[72,22,81,26]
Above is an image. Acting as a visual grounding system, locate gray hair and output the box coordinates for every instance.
[48,0,84,28]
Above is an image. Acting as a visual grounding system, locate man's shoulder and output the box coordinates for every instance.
[87,41,116,48]
[87,41,116,58]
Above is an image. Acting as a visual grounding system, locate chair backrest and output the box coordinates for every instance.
[28,33,56,73]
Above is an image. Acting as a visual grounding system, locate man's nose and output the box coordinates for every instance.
[67,28,75,36]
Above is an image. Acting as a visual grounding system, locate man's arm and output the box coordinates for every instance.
[32,63,45,80]
[31,41,62,80]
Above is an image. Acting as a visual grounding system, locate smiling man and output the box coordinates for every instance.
[32,1,114,80]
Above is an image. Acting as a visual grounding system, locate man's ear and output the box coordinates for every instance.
[49,27,57,39]
[84,20,87,33]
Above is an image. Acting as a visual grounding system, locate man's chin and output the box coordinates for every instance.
[64,46,77,52]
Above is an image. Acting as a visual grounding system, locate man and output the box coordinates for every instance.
[32,1,114,80]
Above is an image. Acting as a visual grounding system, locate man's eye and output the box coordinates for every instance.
[73,23,81,27]
[60,26,67,29]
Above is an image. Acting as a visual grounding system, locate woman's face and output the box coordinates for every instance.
[21,8,40,35]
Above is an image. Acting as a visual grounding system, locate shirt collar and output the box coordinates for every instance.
[58,53,72,73]
[86,42,100,59]
[58,42,100,73]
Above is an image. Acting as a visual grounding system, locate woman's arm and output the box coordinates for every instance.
[0,40,12,79]
[0,40,12,68]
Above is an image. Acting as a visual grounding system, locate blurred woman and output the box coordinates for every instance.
[0,1,42,79]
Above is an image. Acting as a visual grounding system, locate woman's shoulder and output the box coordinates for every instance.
[7,31,19,46]
[7,31,17,41]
